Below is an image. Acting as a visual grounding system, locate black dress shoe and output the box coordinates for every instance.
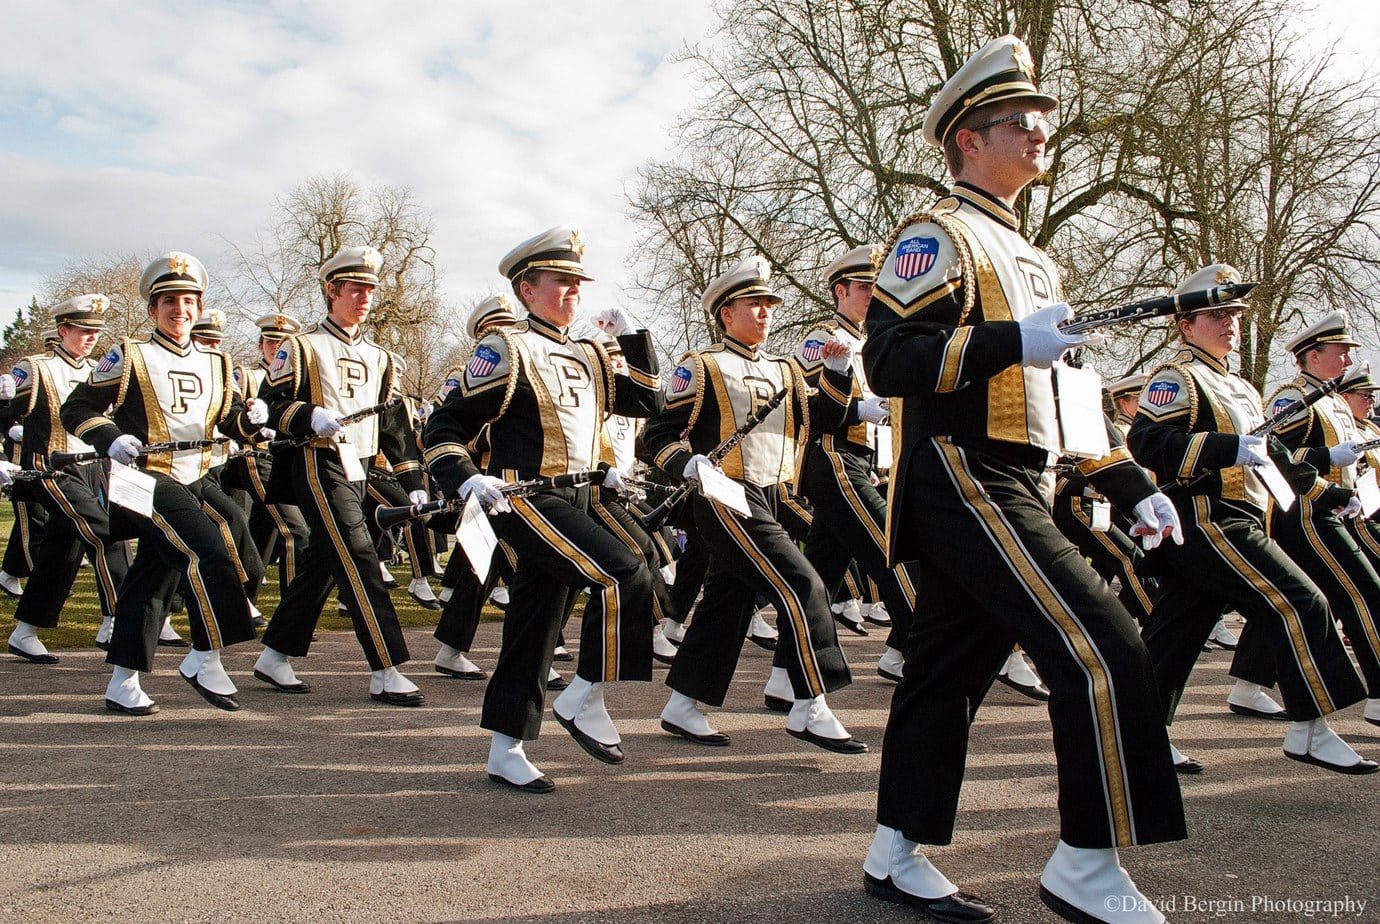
[407,590,442,611]
[250,614,269,628]
[547,674,569,691]
[554,710,624,764]
[1284,748,1380,775]
[434,663,486,680]
[788,727,869,754]
[1175,755,1204,774]
[95,639,110,652]
[552,648,574,662]
[105,698,159,717]
[381,576,400,589]
[652,650,675,666]
[157,636,192,648]
[877,665,903,683]
[1229,702,1290,721]
[487,772,554,794]
[864,874,994,923]
[996,673,1050,702]
[660,718,731,746]
[763,694,791,713]
[747,633,778,651]
[1040,883,1113,924]
[253,669,312,693]
[371,689,425,707]
[834,615,869,636]
[8,643,59,664]
[180,671,241,711]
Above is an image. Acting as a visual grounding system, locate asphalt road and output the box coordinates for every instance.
[0,615,1375,923]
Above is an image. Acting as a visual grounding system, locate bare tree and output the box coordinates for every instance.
[629,0,1380,391]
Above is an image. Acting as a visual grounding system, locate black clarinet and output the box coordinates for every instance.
[373,468,606,530]
[268,397,402,451]
[1059,282,1258,335]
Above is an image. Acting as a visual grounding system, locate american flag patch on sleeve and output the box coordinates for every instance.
[1146,381,1179,406]
[96,350,120,374]
[801,338,825,362]
[670,365,693,394]
[467,345,501,378]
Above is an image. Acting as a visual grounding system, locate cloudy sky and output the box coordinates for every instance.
[1,0,1374,331]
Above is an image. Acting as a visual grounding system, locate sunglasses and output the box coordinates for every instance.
[1199,307,1248,321]
[969,111,1052,134]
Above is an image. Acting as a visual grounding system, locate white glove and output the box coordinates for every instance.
[1234,434,1270,467]
[108,434,143,465]
[602,466,628,494]
[591,306,637,337]
[1329,440,1361,468]
[1130,492,1184,551]
[7,424,22,442]
[857,396,890,424]
[414,402,433,425]
[246,399,269,426]
[0,373,14,400]
[1337,495,1364,519]
[459,473,511,514]
[821,336,855,373]
[310,406,343,437]
[0,460,17,486]
[1018,303,1103,369]
[408,489,429,506]
[682,454,712,481]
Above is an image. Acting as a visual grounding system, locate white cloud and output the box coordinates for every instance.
[0,0,718,320]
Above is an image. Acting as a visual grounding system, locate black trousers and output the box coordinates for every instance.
[800,445,917,650]
[434,541,516,652]
[14,462,129,626]
[876,438,1183,849]
[1142,496,1363,724]
[1268,499,1380,696]
[199,475,265,598]
[1052,491,1157,624]
[231,453,309,595]
[2,496,46,577]
[106,474,257,671]
[261,449,411,670]
[483,484,655,740]
[667,484,851,707]
[591,489,682,625]
[365,472,436,580]
[668,515,710,619]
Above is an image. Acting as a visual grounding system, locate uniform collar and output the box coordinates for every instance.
[951,182,1020,231]
[526,314,568,343]
[52,344,87,368]
[1181,343,1230,376]
[723,335,761,359]
[151,328,192,356]
[1114,411,1135,428]
[258,358,272,371]
[322,317,362,345]
[1299,370,1330,390]
[833,312,864,339]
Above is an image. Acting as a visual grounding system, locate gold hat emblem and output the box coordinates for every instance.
[496,294,513,311]
[276,314,288,328]
[568,228,586,257]
[1215,267,1237,285]
[91,295,107,311]
[168,255,190,275]
[1013,43,1036,82]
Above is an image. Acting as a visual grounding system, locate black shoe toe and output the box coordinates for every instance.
[660,718,730,746]
[865,875,994,923]
[1175,756,1204,774]
[180,671,241,711]
[763,694,791,714]
[105,698,159,717]
[253,669,312,693]
[434,663,487,680]
[157,636,192,648]
[1229,702,1290,721]
[788,727,869,754]
[554,710,624,764]
[996,674,1050,702]
[487,772,554,793]
[747,634,778,651]
[370,689,425,707]
[8,643,58,664]
[1284,749,1380,775]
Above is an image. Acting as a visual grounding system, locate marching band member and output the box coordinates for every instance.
[1130,268,1373,774]
[862,36,1185,924]
[424,225,661,792]
[61,252,267,714]
[254,245,428,705]
[642,255,865,754]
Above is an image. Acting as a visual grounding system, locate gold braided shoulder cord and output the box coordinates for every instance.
[1146,361,1200,431]
[583,337,616,413]
[491,325,524,421]
[875,206,977,324]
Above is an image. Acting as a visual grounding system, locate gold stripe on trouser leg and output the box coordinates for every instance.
[402,518,425,579]
[305,451,390,666]
[267,504,297,586]
[592,495,665,622]
[42,477,119,609]
[825,449,889,551]
[708,498,825,695]
[150,508,221,649]
[937,441,1134,846]
[202,501,249,584]
[1198,504,1334,713]
[511,495,621,682]
[16,501,35,569]
[1299,501,1380,679]
[1075,504,1154,615]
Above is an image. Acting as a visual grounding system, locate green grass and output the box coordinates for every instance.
[0,502,501,650]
